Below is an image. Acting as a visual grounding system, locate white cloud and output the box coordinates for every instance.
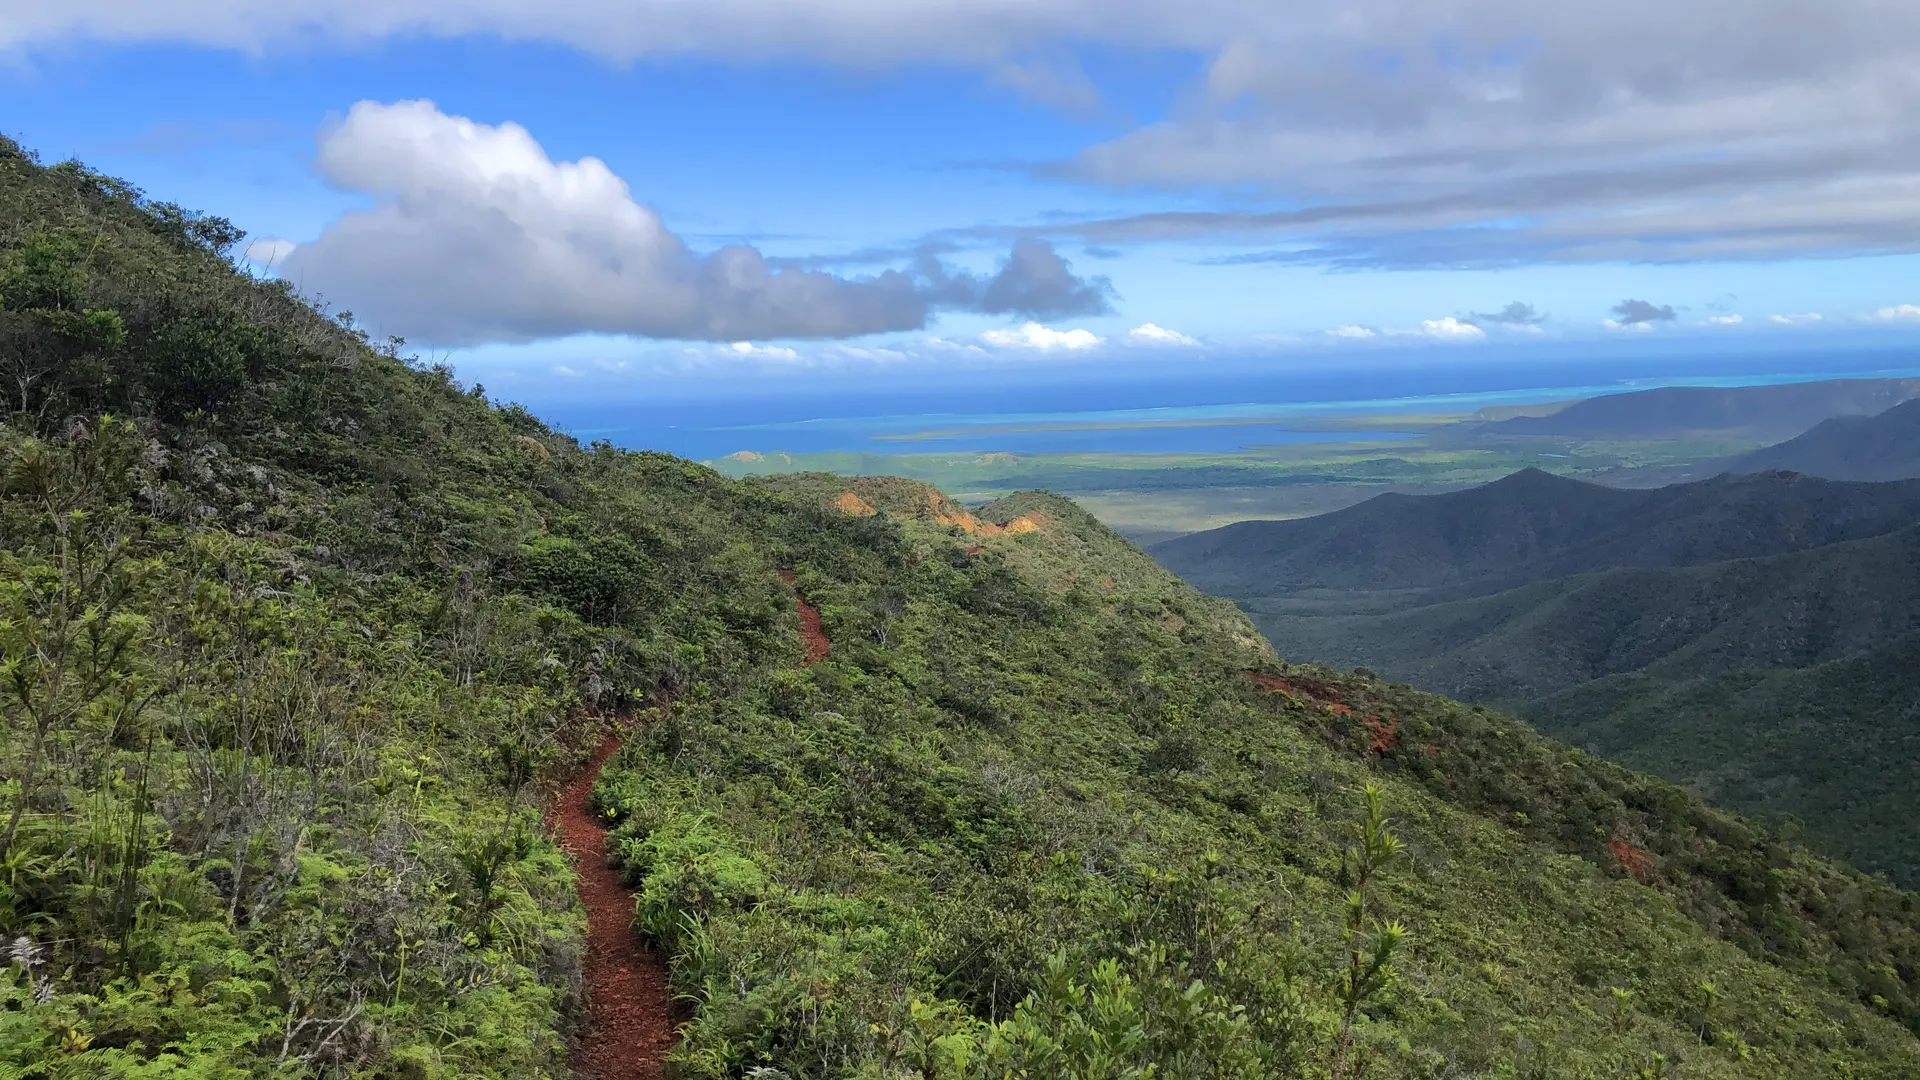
[1418,317,1485,341]
[1703,314,1744,325]
[553,365,581,377]
[979,322,1103,350]
[273,100,1106,347]
[1127,322,1199,346]
[1872,304,1920,322]
[1603,319,1656,333]
[1768,313,1824,325]
[827,344,911,364]
[277,100,929,345]
[240,236,296,268]
[727,341,802,360]
[1325,325,1376,339]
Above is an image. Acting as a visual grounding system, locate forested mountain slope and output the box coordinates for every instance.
[7,137,1920,1078]
[1153,467,1920,597]
[1735,398,1920,481]
[1159,468,1920,886]
[1247,523,1920,703]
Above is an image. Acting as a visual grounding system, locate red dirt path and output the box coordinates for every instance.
[779,570,832,665]
[553,735,677,1080]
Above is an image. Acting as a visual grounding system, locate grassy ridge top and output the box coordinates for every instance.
[3,136,1919,1076]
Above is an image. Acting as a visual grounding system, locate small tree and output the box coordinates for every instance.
[1330,781,1408,1080]
[0,418,153,859]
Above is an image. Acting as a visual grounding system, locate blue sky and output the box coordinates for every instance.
[6,1,1920,402]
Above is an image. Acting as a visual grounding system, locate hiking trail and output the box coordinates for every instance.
[553,735,677,1080]
[780,569,831,665]
[552,573,827,1076]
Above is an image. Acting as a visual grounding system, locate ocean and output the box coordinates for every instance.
[529,347,1920,460]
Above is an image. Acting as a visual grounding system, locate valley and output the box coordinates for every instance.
[1154,436,1920,886]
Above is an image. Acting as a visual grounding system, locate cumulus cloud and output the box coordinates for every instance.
[979,322,1102,350]
[277,100,1109,345]
[1609,299,1677,326]
[1873,304,1920,322]
[1325,325,1376,339]
[1128,322,1199,346]
[1768,313,1824,325]
[1703,314,1744,325]
[922,238,1114,319]
[726,341,802,360]
[1418,317,1486,341]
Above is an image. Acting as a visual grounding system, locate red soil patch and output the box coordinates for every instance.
[833,490,879,516]
[779,570,832,665]
[1361,715,1400,753]
[1608,837,1656,881]
[924,490,1049,537]
[1241,671,1398,754]
[963,545,986,555]
[552,735,678,1080]
[1240,671,1342,701]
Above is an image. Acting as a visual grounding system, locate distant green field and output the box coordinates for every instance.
[705,417,1762,536]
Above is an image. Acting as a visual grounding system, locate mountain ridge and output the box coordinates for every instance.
[1483,378,1920,439]
[1153,467,1920,598]
[6,136,1920,1077]
[1734,398,1920,481]
[1155,463,1920,889]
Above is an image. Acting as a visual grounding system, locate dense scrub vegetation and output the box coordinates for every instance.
[0,136,800,1075]
[594,476,1920,1078]
[3,136,1920,1077]
[1158,469,1920,886]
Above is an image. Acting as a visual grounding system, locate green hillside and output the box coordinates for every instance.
[1243,524,1920,703]
[1527,631,1920,884]
[1160,473,1920,887]
[7,138,1920,1078]
[1735,399,1920,481]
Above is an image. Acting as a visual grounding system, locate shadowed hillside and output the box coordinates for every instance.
[1735,398,1920,481]
[1154,467,1920,597]
[1157,468,1920,886]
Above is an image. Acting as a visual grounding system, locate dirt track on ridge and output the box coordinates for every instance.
[553,573,827,1076]
[780,569,831,665]
[553,735,677,1080]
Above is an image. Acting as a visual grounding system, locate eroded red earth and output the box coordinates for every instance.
[552,735,677,1080]
[780,569,831,665]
